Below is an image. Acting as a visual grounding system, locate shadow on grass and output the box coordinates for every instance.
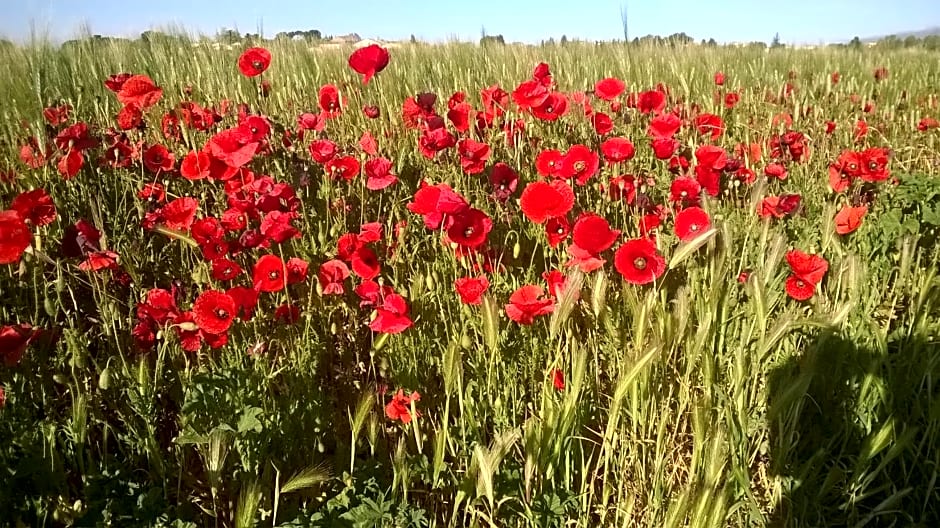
[768,330,940,527]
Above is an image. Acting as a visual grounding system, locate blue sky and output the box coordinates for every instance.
[3,0,940,45]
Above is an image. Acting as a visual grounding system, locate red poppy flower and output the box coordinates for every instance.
[669,176,701,206]
[11,189,56,227]
[786,250,828,285]
[785,275,816,301]
[652,137,679,160]
[860,147,890,182]
[595,77,626,101]
[59,219,101,258]
[505,285,555,325]
[458,139,490,175]
[600,137,636,163]
[0,210,31,265]
[512,79,549,110]
[535,149,564,178]
[613,238,666,285]
[648,113,682,138]
[142,144,174,173]
[545,216,570,248]
[482,163,516,203]
[226,286,259,321]
[674,207,711,241]
[542,270,569,300]
[242,115,270,142]
[208,127,258,169]
[447,102,472,132]
[560,144,599,186]
[260,211,300,244]
[209,257,241,281]
[117,103,143,130]
[159,197,198,231]
[78,250,119,272]
[326,156,361,182]
[0,323,42,366]
[385,389,420,423]
[318,84,343,117]
[455,276,489,305]
[370,294,413,334]
[105,72,133,92]
[351,246,381,280]
[592,112,613,135]
[192,290,236,335]
[764,163,788,181]
[363,157,398,191]
[117,75,163,109]
[318,259,350,295]
[237,47,272,77]
[349,44,390,85]
[446,208,493,249]
[407,182,468,230]
[873,66,889,82]
[530,92,568,121]
[253,254,286,292]
[918,117,939,131]
[519,180,575,224]
[724,92,740,108]
[694,113,725,140]
[533,62,553,85]
[180,150,211,180]
[136,288,180,328]
[551,368,565,390]
[572,213,620,254]
[714,71,725,86]
[757,194,802,219]
[835,205,867,235]
[637,90,666,114]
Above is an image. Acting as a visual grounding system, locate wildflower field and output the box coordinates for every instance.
[1,36,939,526]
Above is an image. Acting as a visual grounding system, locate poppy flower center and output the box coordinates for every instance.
[252,60,263,71]
[268,270,281,280]
[869,162,878,171]
[556,227,565,234]
[250,127,258,135]
[545,105,554,113]
[574,161,586,172]
[152,153,163,163]
[848,163,858,171]
[690,224,700,232]
[463,226,475,237]
[680,190,688,197]
[633,257,647,270]
[795,279,805,288]
[215,308,229,319]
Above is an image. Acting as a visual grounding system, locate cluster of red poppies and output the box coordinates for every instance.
[0,41,924,426]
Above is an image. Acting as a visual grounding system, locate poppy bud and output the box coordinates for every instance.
[99,367,111,390]
[513,240,521,259]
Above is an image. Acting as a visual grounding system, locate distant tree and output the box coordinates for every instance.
[560,34,568,45]
[904,35,919,48]
[849,36,862,49]
[707,38,718,47]
[410,34,417,44]
[217,28,241,44]
[771,32,783,48]
[480,34,505,46]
